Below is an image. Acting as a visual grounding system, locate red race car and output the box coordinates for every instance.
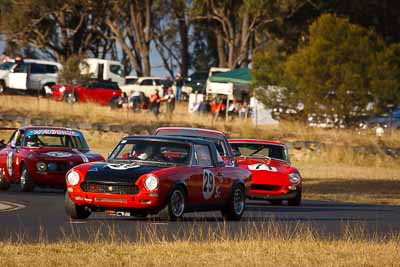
[154,127,237,167]
[0,126,104,191]
[229,139,302,206]
[51,80,122,107]
[65,135,251,221]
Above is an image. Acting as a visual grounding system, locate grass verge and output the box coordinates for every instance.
[0,223,399,267]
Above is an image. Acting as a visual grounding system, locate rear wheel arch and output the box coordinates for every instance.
[0,80,7,93]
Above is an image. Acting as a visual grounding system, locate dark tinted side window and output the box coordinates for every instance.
[140,79,153,86]
[154,79,162,85]
[30,63,58,74]
[45,65,58,74]
[13,63,28,73]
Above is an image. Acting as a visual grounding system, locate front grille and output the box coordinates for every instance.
[81,182,139,195]
[251,184,281,191]
[46,161,79,172]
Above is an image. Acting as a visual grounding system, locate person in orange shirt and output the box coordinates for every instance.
[149,89,161,118]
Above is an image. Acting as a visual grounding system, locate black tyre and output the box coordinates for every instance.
[20,165,35,192]
[221,184,245,221]
[270,200,283,205]
[65,192,91,220]
[288,190,302,206]
[109,96,120,109]
[0,81,6,94]
[64,91,78,103]
[158,186,186,221]
[0,173,10,190]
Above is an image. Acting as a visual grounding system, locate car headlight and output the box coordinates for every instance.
[144,175,158,191]
[36,162,47,172]
[289,172,301,184]
[59,86,66,93]
[66,170,80,186]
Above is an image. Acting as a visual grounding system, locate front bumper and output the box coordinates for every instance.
[67,186,161,211]
[248,184,301,200]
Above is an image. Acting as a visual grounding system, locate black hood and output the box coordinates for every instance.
[84,162,164,184]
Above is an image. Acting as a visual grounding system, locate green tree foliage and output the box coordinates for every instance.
[369,43,400,112]
[57,55,91,85]
[255,13,400,122]
[0,0,111,62]
[285,14,380,118]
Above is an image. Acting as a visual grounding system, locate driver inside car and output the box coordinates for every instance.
[25,135,41,147]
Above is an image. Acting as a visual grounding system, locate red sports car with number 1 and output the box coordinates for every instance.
[229,139,302,206]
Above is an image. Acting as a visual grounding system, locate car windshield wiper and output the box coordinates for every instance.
[107,159,133,164]
[131,159,178,166]
[248,146,267,156]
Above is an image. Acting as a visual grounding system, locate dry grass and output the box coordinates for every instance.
[298,162,400,205]
[1,95,400,148]
[0,223,399,267]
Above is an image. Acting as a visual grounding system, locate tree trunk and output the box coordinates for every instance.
[177,17,189,76]
[215,28,227,67]
[239,12,250,67]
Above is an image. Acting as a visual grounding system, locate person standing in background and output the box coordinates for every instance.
[163,87,175,120]
[162,77,173,96]
[174,72,183,101]
[149,89,161,118]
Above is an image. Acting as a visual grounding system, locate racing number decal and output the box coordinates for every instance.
[202,170,215,200]
[6,151,13,177]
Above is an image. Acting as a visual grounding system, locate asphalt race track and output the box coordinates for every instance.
[1,186,399,242]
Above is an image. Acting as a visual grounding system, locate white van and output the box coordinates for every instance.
[82,58,125,87]
[0,59,62,94]
[205,67,232,99]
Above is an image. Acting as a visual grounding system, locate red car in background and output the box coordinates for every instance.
[51,80,122,107]
[229,139,302,206]
[154,127,237,167]
[65,135,251,221]
[0,126,104,191]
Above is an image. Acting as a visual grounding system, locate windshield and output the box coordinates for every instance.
[0,62,15,71]
[230,143,288,161]
[109,140,191,165]
[24,129,88,149]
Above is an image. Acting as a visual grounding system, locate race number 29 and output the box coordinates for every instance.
[202,170,215,200]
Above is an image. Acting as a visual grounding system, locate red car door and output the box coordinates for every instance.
[188,144,225,205]
[1,129,24,182]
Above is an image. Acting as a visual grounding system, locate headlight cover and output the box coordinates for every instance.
[144,175,158,191]
[36,162,47,172]
[288,172,301,184]
[66,170,80,186]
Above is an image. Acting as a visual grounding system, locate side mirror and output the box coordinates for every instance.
[10,68,14,73]
[215,161,225,167]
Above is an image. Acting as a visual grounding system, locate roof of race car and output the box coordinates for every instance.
[155,127,227,140]
[228,138,285,146]
[123,135,215,146]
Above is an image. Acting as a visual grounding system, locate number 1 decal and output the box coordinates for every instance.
[202,169,215,200]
